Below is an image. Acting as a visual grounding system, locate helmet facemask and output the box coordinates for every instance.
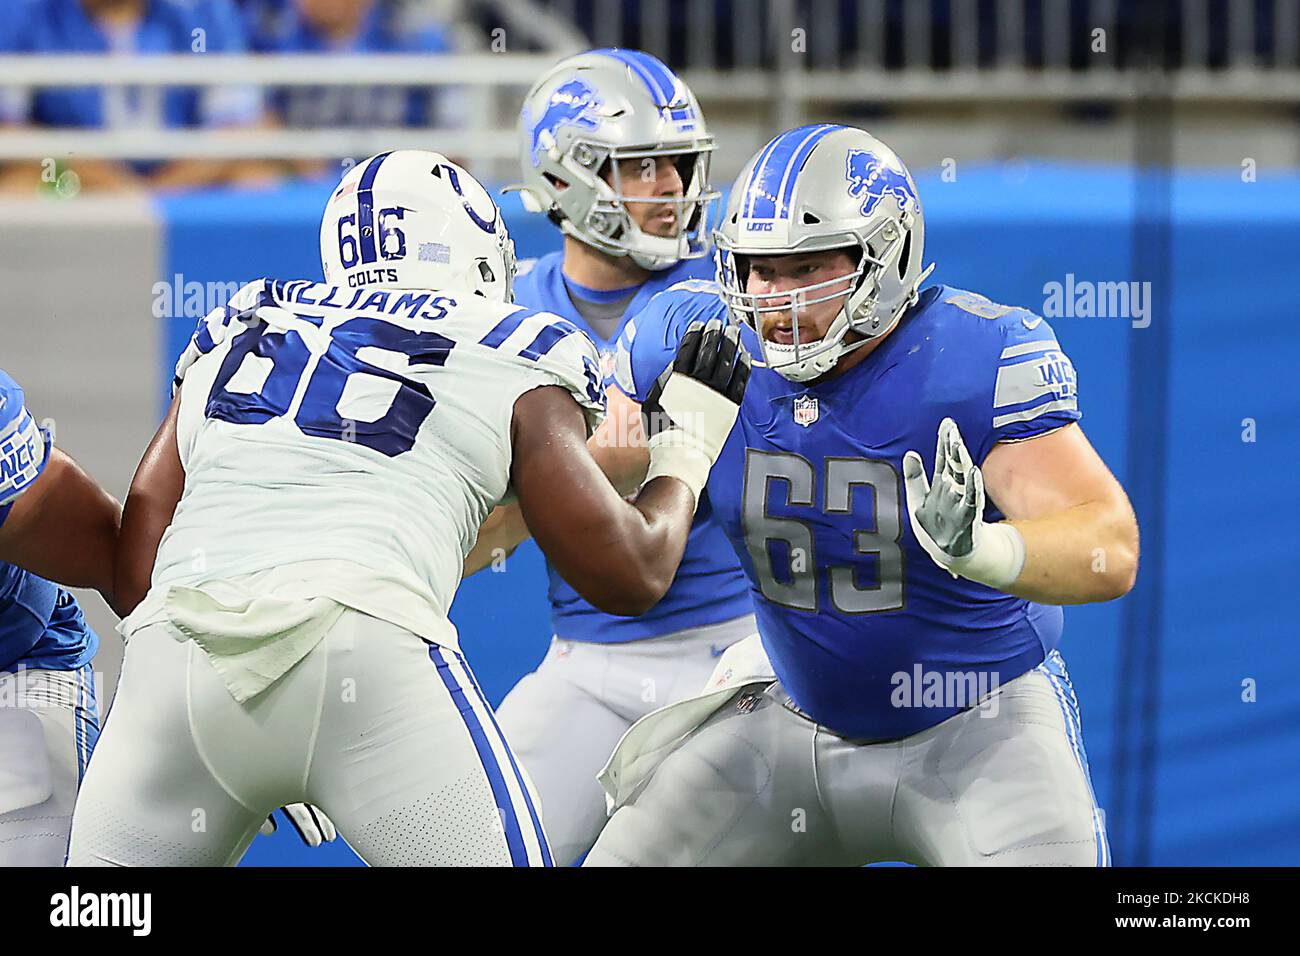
[717,236,873,382]
[562,141,721,271]
[717,207,929,383]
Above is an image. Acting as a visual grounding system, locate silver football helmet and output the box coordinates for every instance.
[715,124,933,382]
[511,48,719,271]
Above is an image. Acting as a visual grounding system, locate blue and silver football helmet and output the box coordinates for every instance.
[512,48,719,271]
[716,125,933,382]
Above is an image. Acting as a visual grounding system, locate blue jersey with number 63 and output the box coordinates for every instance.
[614,282,1081,739]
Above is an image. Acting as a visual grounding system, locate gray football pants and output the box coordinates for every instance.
[496,613,756,866]
[586,649,1109,867]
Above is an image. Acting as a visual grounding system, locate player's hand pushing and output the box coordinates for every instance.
[510,319,751,618]
[641,318,751,503]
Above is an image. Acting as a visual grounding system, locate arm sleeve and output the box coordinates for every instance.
[611,283,730,403]
[0,372,50,521]
[984,314,1082,455]
[485,308,607,438]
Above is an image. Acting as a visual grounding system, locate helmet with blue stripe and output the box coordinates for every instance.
[716,125,932,382]
[320,150,516,302]
[511,48,719,271]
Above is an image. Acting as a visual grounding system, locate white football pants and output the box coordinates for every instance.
[0,664,98,866]
[68,608,550,866]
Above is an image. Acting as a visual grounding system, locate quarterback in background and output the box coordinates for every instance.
[465,49,756,865]
[592,125,1138,866]
[0,370,118,865]
[67,150,747,867]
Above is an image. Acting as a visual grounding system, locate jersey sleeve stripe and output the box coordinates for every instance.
[478,306,545,349]
[0,408,48,506]
[994,349,1077,409]
[992,398,1079,429]
[519,321,579,361]
[999,339,1061,360]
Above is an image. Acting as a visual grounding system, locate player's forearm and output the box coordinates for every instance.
[580,475,695,616]
[115,400,185,616]
[0,452,122,608]
[464,415,651,580]
[114,489,175,616]
[1003,499,1139,604]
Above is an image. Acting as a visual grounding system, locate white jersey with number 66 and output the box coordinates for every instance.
[148,277,604,648]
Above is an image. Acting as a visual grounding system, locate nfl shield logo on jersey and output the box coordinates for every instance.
[793,395,819,427]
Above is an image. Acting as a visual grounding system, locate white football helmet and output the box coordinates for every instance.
[715,125,933,382]
[510,48,719,271]
[320,149,516,302]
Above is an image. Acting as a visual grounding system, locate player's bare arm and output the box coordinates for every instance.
[904,418,1138,605]
[0,446,122,611]
[511,319,747,615]
[982,423,1138,603]
[510,385,691,616]
[114,395,185,617]
[464,385,649,576]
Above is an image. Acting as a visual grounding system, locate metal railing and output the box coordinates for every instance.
[0,54,559,169]
[1,0,1299,172]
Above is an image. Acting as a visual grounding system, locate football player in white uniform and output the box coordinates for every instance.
[66,150,749,867]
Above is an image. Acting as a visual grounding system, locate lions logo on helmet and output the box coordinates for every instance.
[716,125,933,383]
[845,148,917,216]
[510,48,719,272]
[527,77,604,166]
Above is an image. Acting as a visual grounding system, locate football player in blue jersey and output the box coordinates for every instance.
[588,125,1139,866]
[463,49,757,865]
[0,368,119,865]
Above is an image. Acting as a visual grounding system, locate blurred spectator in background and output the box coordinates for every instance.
[244,0,462,178]
[0,0,276,193]
[257,0,453,127]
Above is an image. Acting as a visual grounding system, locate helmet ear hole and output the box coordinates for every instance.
[897,230,913,281]
[802,211,821,225]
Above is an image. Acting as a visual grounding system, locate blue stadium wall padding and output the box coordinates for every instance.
[155,163,1300,866]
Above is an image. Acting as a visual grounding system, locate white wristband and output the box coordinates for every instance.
[640,373,741,506]
[949,521,1026,591]
[644,437,712,505]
